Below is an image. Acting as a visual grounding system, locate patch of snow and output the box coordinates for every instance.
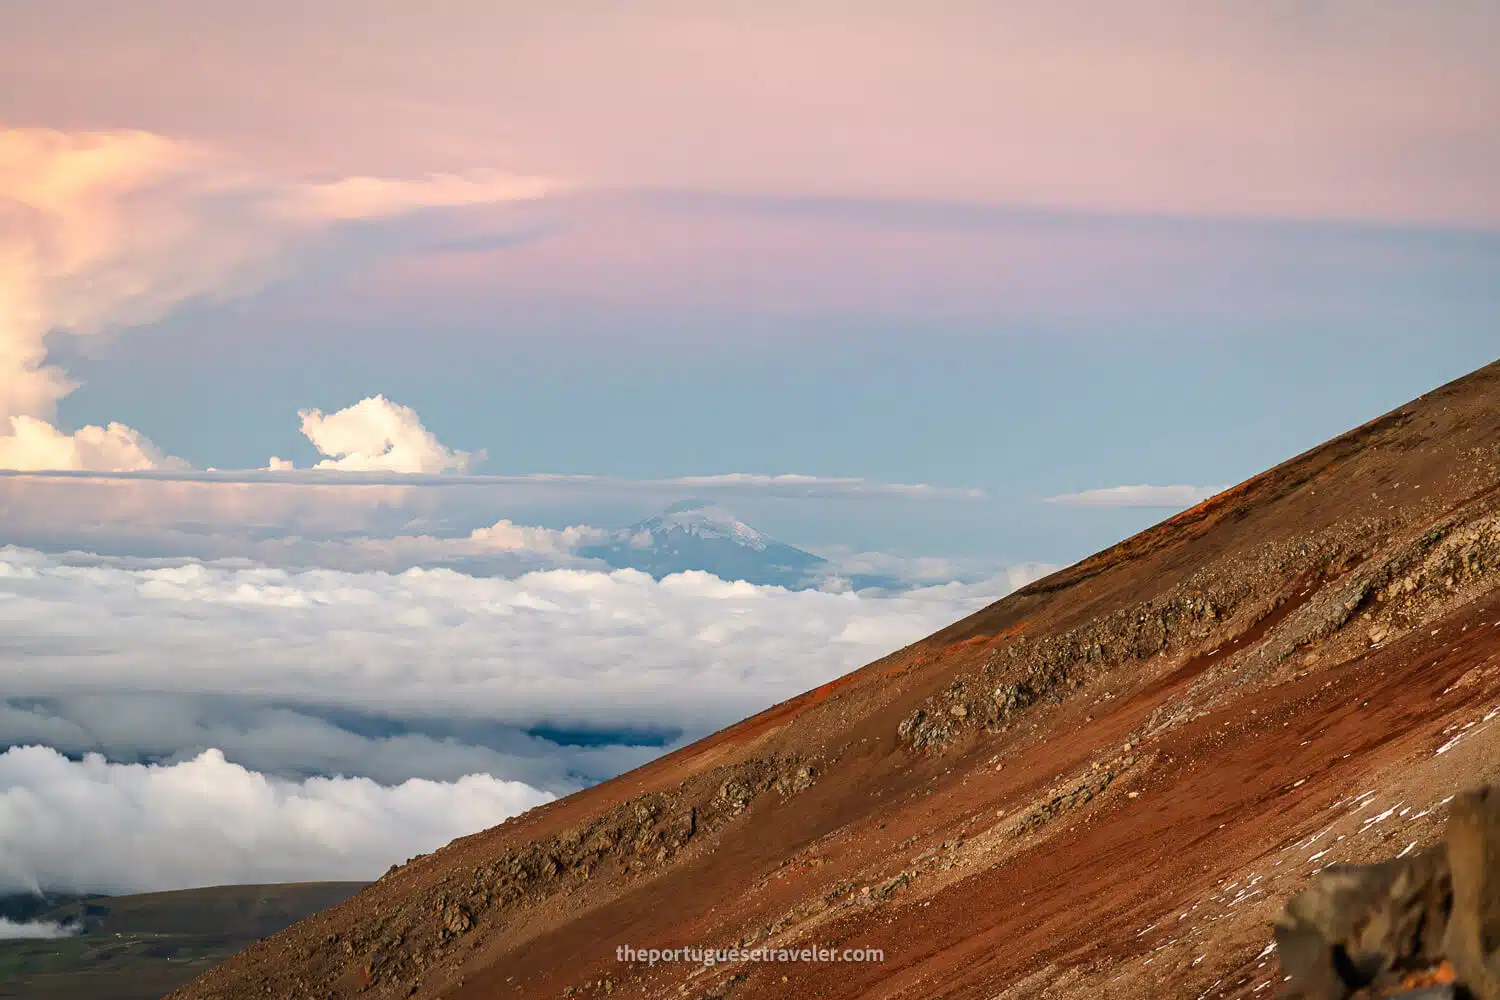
[643,502,772,550]
[1437,733,1466,754]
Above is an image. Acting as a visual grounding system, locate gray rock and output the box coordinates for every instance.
[1273,845,1450,999]
[1442,785,1500,999]
[1273,781,1500,1000]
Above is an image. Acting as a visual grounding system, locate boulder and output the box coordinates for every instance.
[1274,783,1500,1000]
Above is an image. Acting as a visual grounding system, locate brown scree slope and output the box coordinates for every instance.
[171,359,1500,1000]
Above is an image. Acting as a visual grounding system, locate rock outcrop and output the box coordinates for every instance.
[1276,785,1500,999]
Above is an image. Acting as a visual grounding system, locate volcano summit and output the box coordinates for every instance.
[578,500,830,589]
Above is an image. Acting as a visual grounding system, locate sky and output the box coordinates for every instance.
[1,1,1497,901]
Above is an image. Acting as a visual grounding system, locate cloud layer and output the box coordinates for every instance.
[0,545,1033,893]
[1044,484,1226,509]
[0,469,986,577]
[5,5,1497,225]
[0,746,551,894]
[0,547,1008,739]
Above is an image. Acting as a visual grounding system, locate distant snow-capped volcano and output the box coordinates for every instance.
[627,500,772,550]
[578,500,829,588]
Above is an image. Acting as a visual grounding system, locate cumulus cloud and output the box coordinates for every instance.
[0,415,188,472]
[468,519,606,554]
[0,746,551,894]
[1043,484,1225,509]
[0,127,552,471]
[285,395,480,474]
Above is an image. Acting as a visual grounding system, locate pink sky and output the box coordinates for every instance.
[2,2,1497,475]
[3,1,1498,226]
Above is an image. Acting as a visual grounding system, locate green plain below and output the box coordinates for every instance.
[0,882,366,1000]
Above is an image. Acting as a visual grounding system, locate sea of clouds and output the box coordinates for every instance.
[0,434,1040,895]
[0,544,1040,894]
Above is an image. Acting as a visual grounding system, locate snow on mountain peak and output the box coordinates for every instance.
[574,499,828,586]
[638,500,769,550]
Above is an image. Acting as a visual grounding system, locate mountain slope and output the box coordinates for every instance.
[579,500,830,588]
[171,359,1500,1000]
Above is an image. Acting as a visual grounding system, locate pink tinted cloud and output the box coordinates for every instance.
[317,191,1496,329]
[1,2,1496,226]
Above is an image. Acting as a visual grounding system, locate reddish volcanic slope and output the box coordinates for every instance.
[172,360,1500,1000]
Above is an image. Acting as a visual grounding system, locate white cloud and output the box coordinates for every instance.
[468,519,606,554]
[218,516,607,573]
[1043,484,1225,509]
[0,746,551,894]
[810,545,1059,590]
[664,473,984,498]
[0,547,1008,737]
[0,416,188,473]
[294,395,479,474]
[0,918,78,940]
[0,545,1028,893]
[0,469,981,496]
[0,127,551,472]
